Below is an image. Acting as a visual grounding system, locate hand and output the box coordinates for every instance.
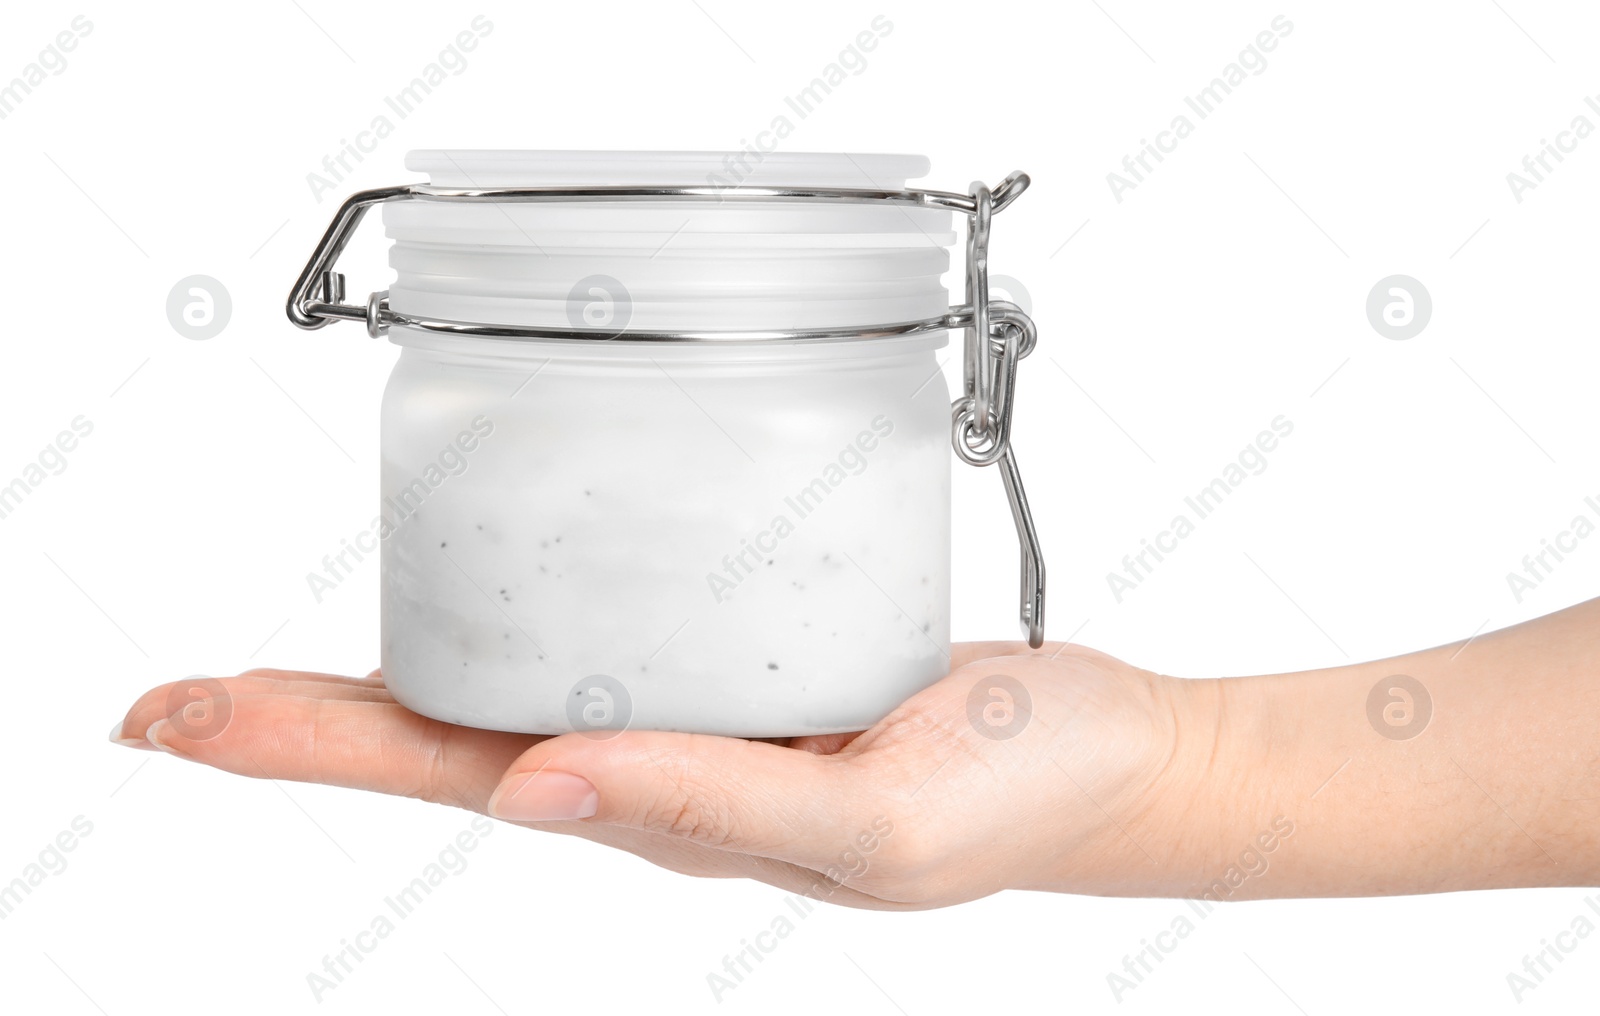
[110,643,1225,910]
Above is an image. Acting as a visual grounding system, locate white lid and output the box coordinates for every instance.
[383,150,956,335]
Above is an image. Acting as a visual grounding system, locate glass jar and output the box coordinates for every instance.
[287,150,1043,736]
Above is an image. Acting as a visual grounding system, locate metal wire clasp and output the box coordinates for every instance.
[285,171,1046,647]
[948,178,1045,646]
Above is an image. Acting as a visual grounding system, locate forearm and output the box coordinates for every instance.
[1193,597,1600,898]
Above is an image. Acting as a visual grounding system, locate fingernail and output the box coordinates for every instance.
[109,721,156,751]
[488,771,598,821]
[145,719,185,756]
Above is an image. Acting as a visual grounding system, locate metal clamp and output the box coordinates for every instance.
[286,172,1046,646]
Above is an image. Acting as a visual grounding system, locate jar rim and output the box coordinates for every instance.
[386,324,950,360]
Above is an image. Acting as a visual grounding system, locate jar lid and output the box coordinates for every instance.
[383,150,956,335]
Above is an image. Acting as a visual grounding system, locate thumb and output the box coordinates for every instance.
[487,730,875,870]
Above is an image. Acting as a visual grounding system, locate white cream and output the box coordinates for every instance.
[380,334,950,735]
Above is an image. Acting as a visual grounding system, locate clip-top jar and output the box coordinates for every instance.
[287,150,1044,737]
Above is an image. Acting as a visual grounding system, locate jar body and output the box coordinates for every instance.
[379,331,951,736]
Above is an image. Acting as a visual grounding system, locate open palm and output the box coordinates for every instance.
[113,642,1194,909]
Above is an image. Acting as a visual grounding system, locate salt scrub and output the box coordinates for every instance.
[375,150,958,737]
[381,334,950,736]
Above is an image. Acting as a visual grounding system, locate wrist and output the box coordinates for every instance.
[1021,666,1262,898]
[1070,670,1315,900]
[1129,672,1279,897]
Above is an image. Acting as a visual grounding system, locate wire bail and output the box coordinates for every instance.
[285,172,1046,646]
[947,178,1045,645]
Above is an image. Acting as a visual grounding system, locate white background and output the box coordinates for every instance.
[3,1,1598,1012]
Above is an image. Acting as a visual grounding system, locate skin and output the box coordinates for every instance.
[111,597,1600,910]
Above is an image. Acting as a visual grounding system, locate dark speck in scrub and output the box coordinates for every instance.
[767,663,778,670]
[555,536,562,543]
[440,542,447,548]
[923,622,931,632]
[767,559,774,566]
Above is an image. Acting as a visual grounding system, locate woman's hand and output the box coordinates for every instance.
[110,598,1600,905]
[110,643,1231,910]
